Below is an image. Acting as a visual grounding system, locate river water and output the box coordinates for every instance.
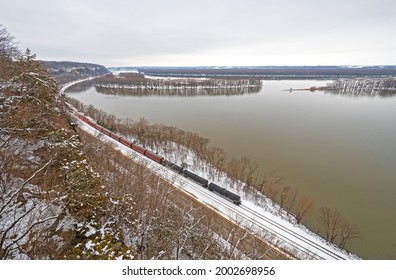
[66,80,396,259]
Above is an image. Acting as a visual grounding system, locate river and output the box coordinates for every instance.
[66,79,396,259]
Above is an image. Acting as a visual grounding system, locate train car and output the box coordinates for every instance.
[85,119,94,127]
[92,123,102,131]
[162,159,184,173]
[100,127,112,136]
[183,169,208,187]
[78,114,88,123]
[145,150,164,164]
[120,138,132,148]
[208,183,241,205]
[84,117,94,127]
[131,143,146,155]
[78,114,96,128]
[110,132,121,141]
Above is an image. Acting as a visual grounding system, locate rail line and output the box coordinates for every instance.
[113,147,345,260]
[164,170,344,260]
[112,149,290,259]
[238,205,348,259]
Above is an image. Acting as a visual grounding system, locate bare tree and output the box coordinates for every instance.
[337,219,363,250]
[259,173,283,201]
[240,156,259,188]
[294,196,314,224]
[318,207,342,243]
[0,25,19,79]
[278,185,291,210]
[0,157,59,259]
[317,206,362,251]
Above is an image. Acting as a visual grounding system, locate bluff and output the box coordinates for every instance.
[40,60,109,85]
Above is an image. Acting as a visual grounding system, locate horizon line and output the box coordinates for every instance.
[106,64,396,68]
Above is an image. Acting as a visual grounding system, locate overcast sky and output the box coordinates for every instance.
[1,0,395,67]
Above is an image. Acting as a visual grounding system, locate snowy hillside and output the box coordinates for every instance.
[41,61,109,85]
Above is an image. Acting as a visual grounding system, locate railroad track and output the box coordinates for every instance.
[112,142,349,260]
[238,205,348,260]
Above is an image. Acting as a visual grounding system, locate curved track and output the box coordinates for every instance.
[161,166,348,260]
[105,136,351,260]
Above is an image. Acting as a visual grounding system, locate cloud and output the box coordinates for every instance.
[1,0,395,66]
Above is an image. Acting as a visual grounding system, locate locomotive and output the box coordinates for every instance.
[78,114,241,205]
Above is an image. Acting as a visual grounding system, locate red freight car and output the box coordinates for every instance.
[131,143,146,155]
[79,114,90,124]
[120,138,132,148]
[84,118,94,127]
[100,127,111,136]
[78,114,86,122]
[145,150,164,164]
[110,133,120,141]
[92,123,101,130]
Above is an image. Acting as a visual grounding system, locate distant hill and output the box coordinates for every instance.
[110,65,396,80]
[41,61,109,85]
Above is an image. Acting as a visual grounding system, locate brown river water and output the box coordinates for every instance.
[67,80,396,259]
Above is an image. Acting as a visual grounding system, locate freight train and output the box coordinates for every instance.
[77,114,241,205]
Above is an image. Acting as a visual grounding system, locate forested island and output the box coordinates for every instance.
[290,78,396,98]
[323,78,396,97]
[70,72,263,97]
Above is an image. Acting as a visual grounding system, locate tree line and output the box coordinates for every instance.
[324,78,396,97]
[133,66,396,80]
[95,85,260,97]
[94,73,263,90]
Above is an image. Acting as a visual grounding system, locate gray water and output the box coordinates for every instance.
[67,80,396,259]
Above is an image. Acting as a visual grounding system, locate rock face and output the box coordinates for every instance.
[40,61,109,85]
